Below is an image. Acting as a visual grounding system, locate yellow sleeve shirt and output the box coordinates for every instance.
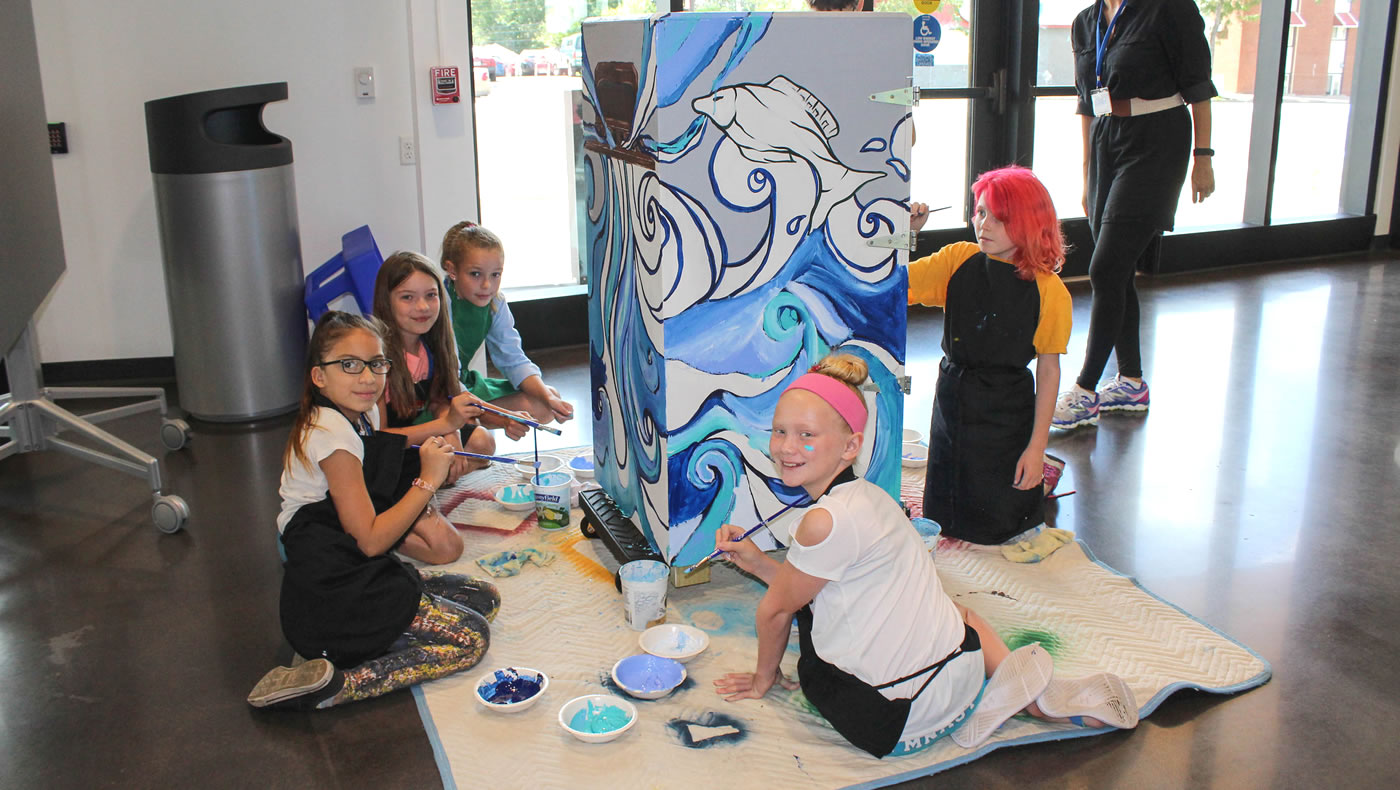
[1033,272,1072,355]
[908,241,1072,356]
[907,242,980,308]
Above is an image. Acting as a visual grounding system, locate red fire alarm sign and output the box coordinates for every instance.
[431,67,460,104]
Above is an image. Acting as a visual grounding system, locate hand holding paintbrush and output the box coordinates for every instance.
[686,503,800,576]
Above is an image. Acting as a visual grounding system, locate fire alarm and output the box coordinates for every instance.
[431,67,460,104]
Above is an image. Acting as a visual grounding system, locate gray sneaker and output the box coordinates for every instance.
[247,658,340,709]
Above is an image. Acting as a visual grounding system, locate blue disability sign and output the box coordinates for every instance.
[913,15,941,53]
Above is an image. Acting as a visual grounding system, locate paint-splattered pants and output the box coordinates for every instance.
[333,572,499,705]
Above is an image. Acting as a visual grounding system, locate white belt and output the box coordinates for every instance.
[1113,93,1186,117]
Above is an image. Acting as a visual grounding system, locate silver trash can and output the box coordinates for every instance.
[144,82,305,421]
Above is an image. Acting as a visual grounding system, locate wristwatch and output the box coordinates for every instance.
[1193,147,1215,157]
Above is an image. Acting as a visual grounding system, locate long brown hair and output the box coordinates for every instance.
[282,311,388,473]
[372,251,461,422]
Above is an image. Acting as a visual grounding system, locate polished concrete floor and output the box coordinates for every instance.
[3,254,1399,789]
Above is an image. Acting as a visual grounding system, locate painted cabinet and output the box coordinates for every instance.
[583,12,912,565]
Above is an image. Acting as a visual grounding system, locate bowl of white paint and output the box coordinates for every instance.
[639,623,710,663]
[903,428,924,444]
[514,454,564,480]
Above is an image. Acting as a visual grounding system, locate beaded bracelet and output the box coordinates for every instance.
[411,477,437,495]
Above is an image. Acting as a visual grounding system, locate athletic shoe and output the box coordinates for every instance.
[950,643,1054,749]
[1052,389,1099,430]
[247,658,342,709]
[1036,672,1139,730]
[1097,376,1150,413]
[1042,454,1065,495]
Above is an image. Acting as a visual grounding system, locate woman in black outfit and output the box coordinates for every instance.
[1053,0,1216,430]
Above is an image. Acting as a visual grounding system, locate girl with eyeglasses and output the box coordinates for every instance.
[247,311,499,710]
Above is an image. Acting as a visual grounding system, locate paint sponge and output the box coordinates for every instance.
[999,528,1075,563]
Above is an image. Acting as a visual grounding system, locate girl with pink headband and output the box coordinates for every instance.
[710,353,1137,756]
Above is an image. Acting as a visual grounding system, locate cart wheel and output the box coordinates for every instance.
[581,518,599,539]
[160,418,192,450]
[152,494,189,533]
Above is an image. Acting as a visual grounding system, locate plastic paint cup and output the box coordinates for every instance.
[619,559,668,631]
[532,471,573,530]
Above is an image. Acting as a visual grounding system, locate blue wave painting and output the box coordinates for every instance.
[584,12,911,565]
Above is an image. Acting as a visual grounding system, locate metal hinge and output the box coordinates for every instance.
[866,232,916,252]
[869,87,918,107]
[896,375,912,394]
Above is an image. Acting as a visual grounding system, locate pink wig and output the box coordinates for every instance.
[971,165,1066,280]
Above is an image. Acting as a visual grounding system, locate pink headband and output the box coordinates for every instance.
[785,371,868,433]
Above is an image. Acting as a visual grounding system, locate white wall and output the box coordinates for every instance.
[30,0,479,363]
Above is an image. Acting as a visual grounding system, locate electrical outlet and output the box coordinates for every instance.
[399,136,416,165]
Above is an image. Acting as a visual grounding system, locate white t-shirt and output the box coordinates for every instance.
[276,405,378,534]
[786,478,983,741]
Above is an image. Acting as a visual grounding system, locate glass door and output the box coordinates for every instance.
[918,0,1395,276]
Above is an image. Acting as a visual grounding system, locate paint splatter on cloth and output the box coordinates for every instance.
[475,547,557,578]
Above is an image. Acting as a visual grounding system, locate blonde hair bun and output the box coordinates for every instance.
[810,353,868,388]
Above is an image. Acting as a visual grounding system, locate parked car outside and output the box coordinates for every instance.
[559,33,583,76]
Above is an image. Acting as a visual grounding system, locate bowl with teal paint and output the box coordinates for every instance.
[903,428,924,444]
[494,483,535,511]
[611,653,686,700]
[474,666,549,713]
[639,624,709,663]
[558,694,637,743]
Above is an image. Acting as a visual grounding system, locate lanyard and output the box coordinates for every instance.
[1094,0,1127,88]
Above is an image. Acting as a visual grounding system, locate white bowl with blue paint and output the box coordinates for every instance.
[639,623,709,663]
[558,694,637,743]
[494,483,535,511]
[902,441,929,468]
[474,666,549,713]
[568,450,595,479]
[611,653,686,700]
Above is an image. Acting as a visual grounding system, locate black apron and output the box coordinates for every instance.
[279,401,425,668]
[923,253,1045,545]
[796,607,981,758]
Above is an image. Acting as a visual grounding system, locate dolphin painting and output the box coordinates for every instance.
[692,76,884,229]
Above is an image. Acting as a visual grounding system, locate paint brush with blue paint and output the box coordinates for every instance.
[476,402,563,436]
[409,445,523,465]
[685,503,801,574]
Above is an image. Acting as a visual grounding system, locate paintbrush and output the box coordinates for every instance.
[410,445,524,466]
[474,401,563,436]
[685,502,800,575]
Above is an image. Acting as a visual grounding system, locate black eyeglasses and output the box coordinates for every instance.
[317,357,393,375]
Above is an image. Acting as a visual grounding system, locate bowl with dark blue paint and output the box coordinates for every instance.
[474,666,549,713]
[611,654,686,700]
